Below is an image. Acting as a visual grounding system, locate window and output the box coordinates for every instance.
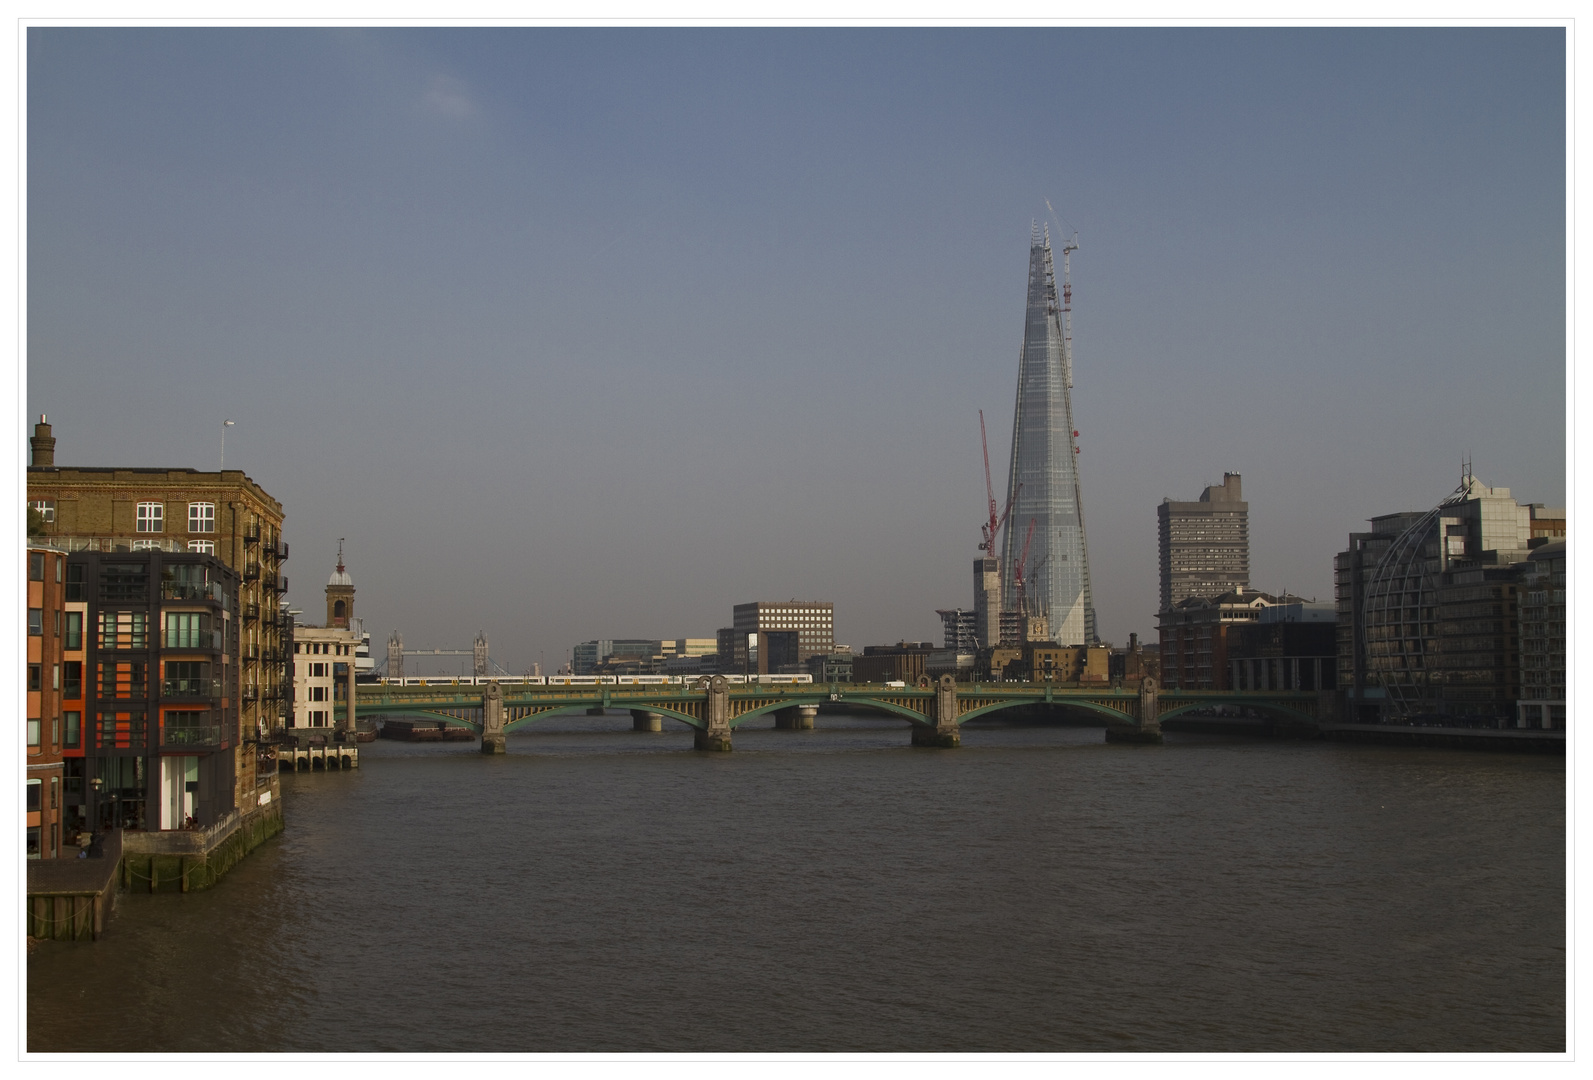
[28,608,42,635]
[28,665,41,691]
[55,557,62,582]
[136,502,164,533]
[98,661,149,699]
[100,611,149,650]
[188,502,216,533]
[53,664,60,690]
[27,779,40,811]
[164,612,210,649]
[188,541,216,555]
[52,717,59,747]
[99,563,148,602]
[64,712,80,748]
[30,499,54,523]
[310,686,326,702]
[131,539,160,552]
[29,552,44,580]
[27,718,40,746]
[64,612,81,650]
[65,564,84,602]
[54,610,61,637]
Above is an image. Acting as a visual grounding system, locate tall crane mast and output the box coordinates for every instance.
[1012,517,1038,617]
[979,410,1018,559]
[1061,233,1078,388]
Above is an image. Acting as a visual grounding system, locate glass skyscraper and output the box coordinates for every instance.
[1000,225,1096,644]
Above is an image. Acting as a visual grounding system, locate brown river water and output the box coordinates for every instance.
[27,712,1565,1053]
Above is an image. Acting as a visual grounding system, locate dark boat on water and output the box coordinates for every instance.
[378,719,475,743]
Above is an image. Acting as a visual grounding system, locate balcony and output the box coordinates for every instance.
[243,562,261,582]
[242,687,259,703]
[162,581,223,603]
[279,541,289,562]
[163,724,223,748]
[244,526,260,545]
[162,629,223,651]
[162,677,222,699]
[242,602,259,621]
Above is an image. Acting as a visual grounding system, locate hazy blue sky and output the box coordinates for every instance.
[26,28,1565,674]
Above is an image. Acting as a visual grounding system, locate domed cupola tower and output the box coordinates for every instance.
[327,539,354,629]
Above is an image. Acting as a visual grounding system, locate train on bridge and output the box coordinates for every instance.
[377,674,815,688]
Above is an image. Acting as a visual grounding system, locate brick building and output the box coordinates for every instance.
[27,545,68,857]
[27,416,287,811]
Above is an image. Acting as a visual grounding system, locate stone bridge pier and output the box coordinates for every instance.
[911,675,961,748]
[480,681,507,754]
[695,676,733,752]
[773,705,819,730]
[1106,676,1163,744]
[630,709,665,732]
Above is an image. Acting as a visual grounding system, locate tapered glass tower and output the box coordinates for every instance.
[1000,225,1096,644]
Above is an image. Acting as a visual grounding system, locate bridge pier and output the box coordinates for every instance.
[630,710,664,733]
[1106,676,1163,744]
[480,682,507,754]
[773,705,818,730]
[694,676,732,752]
[911,675,961,748]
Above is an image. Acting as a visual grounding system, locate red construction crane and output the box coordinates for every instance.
[1011,517,1038,616]
[979,410,1018,559]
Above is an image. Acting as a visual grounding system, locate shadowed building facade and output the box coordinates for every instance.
[1158,472,1250,609]
[999,226,1095,645]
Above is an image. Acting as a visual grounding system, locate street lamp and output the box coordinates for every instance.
[220,419,235,469]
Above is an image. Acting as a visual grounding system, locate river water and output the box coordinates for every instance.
[27,712,1565,1053]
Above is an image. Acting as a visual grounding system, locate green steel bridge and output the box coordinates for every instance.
[335,676,1328,751]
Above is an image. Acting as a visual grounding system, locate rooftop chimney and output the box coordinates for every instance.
[30,415,54,467]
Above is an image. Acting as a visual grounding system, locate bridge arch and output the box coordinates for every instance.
[381,710,481,731]
[503,702,707,733]
[955,697,1137,727]
[724,694,936,729]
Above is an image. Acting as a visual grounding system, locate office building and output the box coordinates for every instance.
[1334,474,1553,724]
[852,642,936,684]
[999,226,1096,645]
[1158,588,1304,690]
[1517,541,1566,729]
[806,648,854,683]
[730,601,834,675]
[572,639,662,675]
[1227,602,1337,692]
[1158,473,1249,609]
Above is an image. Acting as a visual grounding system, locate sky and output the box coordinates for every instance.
[24,27,1567,675]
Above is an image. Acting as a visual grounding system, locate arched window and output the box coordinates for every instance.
[334,600,346,618]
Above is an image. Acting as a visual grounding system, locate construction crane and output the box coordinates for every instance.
[1061,233,1079,388]
[1011,517,1038,617]
[978,410,1019,559]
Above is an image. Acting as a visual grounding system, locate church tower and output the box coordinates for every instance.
[326,541,354,629]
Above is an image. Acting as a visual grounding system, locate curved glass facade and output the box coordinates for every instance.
[1361,503,1448,717]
